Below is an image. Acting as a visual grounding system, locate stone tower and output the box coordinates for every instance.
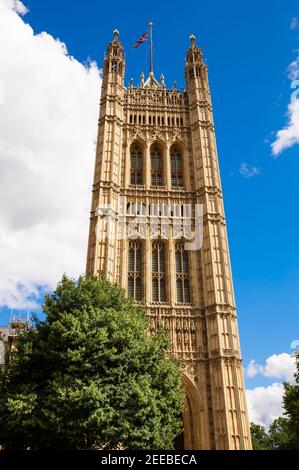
[86,29,251,450]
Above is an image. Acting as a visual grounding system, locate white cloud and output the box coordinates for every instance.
[246,353,296,382]
[0,1,101,310]
[246,352,297,427]
[246,383,284,428]
[4,0,28,15]
[290,339,299,350]
[239,162,260,178]
[271,57,299,156]
[290,17,299,31]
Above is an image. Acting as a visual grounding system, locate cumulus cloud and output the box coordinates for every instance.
[290,339,299,350]
[0,1,101,310]
[246,352,297,427]
[290,17,299,31]
[6,0,28,15]
[246,353,296,382]
[246,383,284,428]
[271,57,299,155]
[239,162,260,178]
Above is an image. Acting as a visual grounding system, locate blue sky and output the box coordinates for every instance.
[0,0,299,425]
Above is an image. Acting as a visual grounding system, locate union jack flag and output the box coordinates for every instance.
[132,32,148,48]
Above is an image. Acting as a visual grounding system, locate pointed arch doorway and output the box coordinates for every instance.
[174,374,202,450]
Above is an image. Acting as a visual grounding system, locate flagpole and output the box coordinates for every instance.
[149,22,153,75]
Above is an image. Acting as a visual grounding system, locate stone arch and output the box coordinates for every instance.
[149,134,165,148]
[129,134,146,147]
[170,138,186,153]
[182,373,202,450]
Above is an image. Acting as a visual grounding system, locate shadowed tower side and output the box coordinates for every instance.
[86,29,252,450]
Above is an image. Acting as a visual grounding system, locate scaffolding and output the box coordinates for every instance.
[0,310,30,367]
[8,310,30,337]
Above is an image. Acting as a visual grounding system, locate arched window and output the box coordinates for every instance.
[130,144,143,185]
[152,241,166,302]
[128,240,142,301]
[170,146,184,187]
[151,144,163,186]
[175,242,191,304]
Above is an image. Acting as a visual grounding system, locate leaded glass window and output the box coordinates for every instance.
[152,241,166,302]
[128,240,142,301]
[170,146,183,187]
[151,145,163,186]
[175,242,191,304]
[130,145,143,185]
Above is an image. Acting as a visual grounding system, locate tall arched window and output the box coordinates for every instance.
[151,144,163,186]
[175,242,191,303]
[170,146,184,187]
[130,144,143,185]
[152,241,166,302]
[128,240,142,301]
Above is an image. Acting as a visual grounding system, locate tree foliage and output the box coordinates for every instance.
[268,417,294,450]
[282,359,299,449]
[250,357,299,450]
[250,422,271,450]
[0,275,185,450]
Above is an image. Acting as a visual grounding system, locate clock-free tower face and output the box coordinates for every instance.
[86,30,251,450]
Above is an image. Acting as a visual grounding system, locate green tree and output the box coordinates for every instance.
[281,357,299,449]
[268,417,293,450]
[0,275,185,450]
[250,422,271,450]
[250,357,299,451]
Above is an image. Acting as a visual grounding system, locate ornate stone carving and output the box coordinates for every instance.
[86,30,252,450]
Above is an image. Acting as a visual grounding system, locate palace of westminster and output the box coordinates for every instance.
[86,27,252,450]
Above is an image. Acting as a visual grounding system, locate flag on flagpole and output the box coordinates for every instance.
[132,32,148,48]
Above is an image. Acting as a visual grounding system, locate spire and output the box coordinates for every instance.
[185,32,203,68]
[102,28,125,86]
[105,28,124,58]
[189,34,196,46]
[185,33,207,94]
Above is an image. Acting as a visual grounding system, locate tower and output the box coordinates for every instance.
[86,29,252,450]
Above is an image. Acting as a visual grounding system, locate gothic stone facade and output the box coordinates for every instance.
[86,30,252,450]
